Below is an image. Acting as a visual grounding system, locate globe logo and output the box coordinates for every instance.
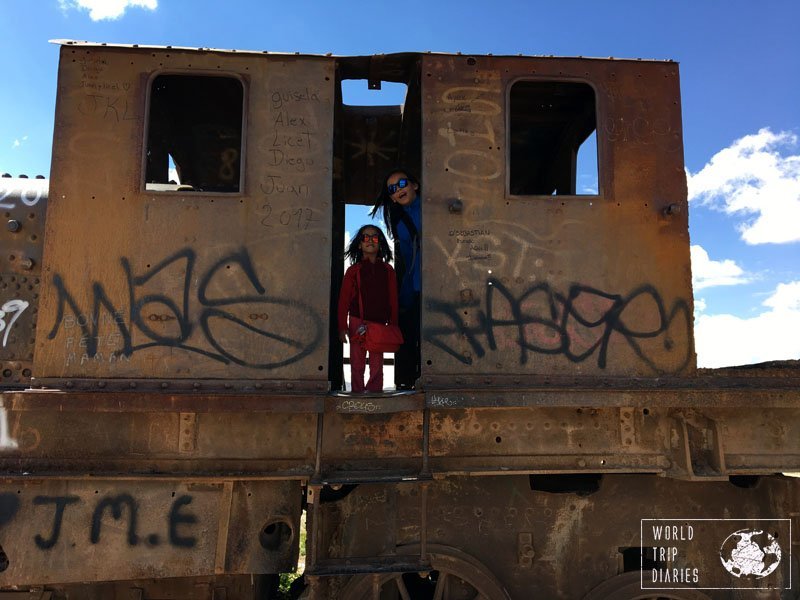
[719,529,782,578]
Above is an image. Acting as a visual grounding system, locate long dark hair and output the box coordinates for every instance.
[344,225,393,265]
[369,168,420,240]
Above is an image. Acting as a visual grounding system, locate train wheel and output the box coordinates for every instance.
[340,544,510,600]
[582,571,711,600]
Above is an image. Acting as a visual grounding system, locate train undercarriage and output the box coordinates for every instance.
[1,365,798,598]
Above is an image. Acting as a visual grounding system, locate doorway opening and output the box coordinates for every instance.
[328,55,421,392]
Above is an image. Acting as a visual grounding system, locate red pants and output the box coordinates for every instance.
[348,316,384,392]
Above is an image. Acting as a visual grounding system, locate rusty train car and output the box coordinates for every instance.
[0,40,799,599]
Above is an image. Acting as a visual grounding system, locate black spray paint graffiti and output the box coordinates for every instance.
[0,492,197,551]
[47,247,323,369]
[423,278,691,374]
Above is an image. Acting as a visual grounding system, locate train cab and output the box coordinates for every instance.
[30,41,691,392]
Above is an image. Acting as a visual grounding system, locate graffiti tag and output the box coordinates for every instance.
[423,279,691,374]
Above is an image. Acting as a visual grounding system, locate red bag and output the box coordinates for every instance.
[356,265,404,353]
[363,321,403,353]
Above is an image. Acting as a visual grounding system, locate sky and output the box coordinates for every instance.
[0,0,798,368]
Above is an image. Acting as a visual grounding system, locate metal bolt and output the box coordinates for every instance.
[19,257,34,270]
[6,220,20,232]
[448,199,464,213]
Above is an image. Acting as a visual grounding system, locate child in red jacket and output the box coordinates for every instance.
[338,225,399,392]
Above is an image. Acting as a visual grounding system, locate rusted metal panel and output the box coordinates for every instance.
[420,55,693,380]
[0,479,300,586]
[4,389,325,412]
[318,411,425,478]
[0,395,318,477]
[0,177,47,387]
[316,474,798,598]
[3,387,800,479]
[428,406,672,471]
[35,46,335,383]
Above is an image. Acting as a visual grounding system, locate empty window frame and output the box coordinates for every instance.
[145,74,244,193]
[509,80,598,196]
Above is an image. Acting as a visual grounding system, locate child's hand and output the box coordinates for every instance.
[338,330,348,343]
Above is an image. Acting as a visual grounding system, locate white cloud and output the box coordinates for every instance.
[695,280,800,367]
[687,128,800,244]
[763,281,800,312]
[12,135,28,149]
[59,0,157,21]
[690,245,749,290]
[694,297,707,313]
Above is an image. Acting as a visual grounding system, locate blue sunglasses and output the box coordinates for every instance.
[387,178,409,194]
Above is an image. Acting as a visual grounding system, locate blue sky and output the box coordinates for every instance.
[1,0,798,367]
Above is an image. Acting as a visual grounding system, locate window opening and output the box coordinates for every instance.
[168,154,180,185]
[146,74,243,193]
[509,80,598,196]
[341,79,408,107]
[576,131,598,194]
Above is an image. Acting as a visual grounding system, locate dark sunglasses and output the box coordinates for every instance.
[361,233,380,243]
[387,178,409,194]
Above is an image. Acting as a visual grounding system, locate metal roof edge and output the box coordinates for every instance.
[48,40,675,63]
